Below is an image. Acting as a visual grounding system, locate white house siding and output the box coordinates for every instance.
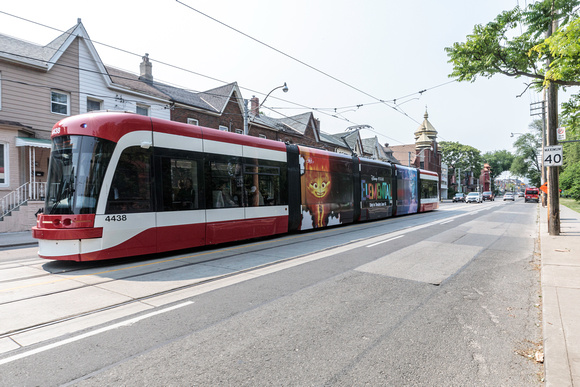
[78,38,170,120]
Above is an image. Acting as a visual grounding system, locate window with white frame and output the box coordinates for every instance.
[235,129,243,135]
[87,98,102,112]
[0,143,8,187]
[187,118,199,126]
[51,90,70,115]
[218,125,228,132]
[259,134,267,139]
[0,71,2,110]
[136,104,149,116]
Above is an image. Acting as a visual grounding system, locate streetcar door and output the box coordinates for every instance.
[153,148,206,252]
[153,123,206,252]
[98,133,157,257]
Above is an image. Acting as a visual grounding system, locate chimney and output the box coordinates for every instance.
[139,53,153,84]
[250,96,260,116]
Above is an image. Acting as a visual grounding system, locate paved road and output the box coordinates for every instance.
[0,200,543,386]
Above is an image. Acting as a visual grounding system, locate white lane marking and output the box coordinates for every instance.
[0,301,193,366]
[2,203,501,357]
[440,220,453,225]
[366,235,405,248]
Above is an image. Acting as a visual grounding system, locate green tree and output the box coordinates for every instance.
[559,162,580,200]
[559,129,580,200]
[445,0,580,131]
[440,141,483,193]
[440,141,483,173]
[483,150,515,193]
[510,122,543,187]
[534,17,580,82]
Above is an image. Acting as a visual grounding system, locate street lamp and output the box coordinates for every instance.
[243,82,289,135]
[259,82,288,108]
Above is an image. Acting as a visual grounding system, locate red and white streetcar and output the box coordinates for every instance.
[33,112,439,261]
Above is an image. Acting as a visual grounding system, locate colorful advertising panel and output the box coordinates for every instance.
[396,166,418,215]
[360,162,393,221]
[299,147,354,230]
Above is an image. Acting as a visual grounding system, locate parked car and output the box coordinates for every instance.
[503,192,515,201]
[524,188,540,203]
[452,193,466,202]
[517,191,524,197]
[482,191,494,201]
[466,192,482,203]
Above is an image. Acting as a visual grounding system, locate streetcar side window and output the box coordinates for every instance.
[159,156,199,211]
[208,156,243,208]
[206,154,286,208]
[106,147,153,213]
[420,178,438,200]
[244,164,281,207]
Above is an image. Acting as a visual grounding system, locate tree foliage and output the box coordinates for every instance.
[560,140,580,200]
[445,8,541,83]
[510,122,543,187]
[560,161,580,199]
[482,150,515,179]
[440,141,483,173]
[446,0,580,132]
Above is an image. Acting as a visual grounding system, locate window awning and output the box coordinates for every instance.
[15,137,52,148]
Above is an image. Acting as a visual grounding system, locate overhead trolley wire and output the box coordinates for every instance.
[0,9,456,145]
[175,0,396,108]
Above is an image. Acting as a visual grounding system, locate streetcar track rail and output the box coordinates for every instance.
[0,205,496,342]
[1,210,441,288]
[0,226,382,339]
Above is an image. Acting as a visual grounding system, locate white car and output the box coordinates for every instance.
[466,192,482,203]
[503,192,515,201]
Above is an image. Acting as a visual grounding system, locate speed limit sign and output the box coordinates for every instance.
[544,145,563,166]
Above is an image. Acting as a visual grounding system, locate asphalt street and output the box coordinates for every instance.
[0,200,544,386]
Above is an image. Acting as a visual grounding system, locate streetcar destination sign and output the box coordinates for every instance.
[544,145,563,166]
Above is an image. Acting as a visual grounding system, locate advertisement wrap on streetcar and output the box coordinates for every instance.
[33,112,439,261]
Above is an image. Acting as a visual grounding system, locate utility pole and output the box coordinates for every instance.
[243,99,249,135]
[546,12,560,235]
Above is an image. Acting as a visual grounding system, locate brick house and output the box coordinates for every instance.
[248,96,335,151]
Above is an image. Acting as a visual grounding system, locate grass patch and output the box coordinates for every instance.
[560,197,580,213]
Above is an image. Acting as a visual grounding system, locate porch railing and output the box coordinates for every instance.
[0,182,46,220]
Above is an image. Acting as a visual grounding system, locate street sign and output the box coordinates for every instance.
[544,145,563,166]
[557,127,566,141]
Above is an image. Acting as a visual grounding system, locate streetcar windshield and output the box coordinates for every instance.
[45,135,116,214]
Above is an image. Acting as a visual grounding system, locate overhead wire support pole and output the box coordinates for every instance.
[546,10,560,236]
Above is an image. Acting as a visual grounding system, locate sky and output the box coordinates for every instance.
[0,0,556,154]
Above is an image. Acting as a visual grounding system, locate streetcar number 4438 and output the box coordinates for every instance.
[544,145,563,167]
[104,215,127,222]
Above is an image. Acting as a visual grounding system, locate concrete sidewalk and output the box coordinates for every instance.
[0,230,37,249]
[541,204,580,386]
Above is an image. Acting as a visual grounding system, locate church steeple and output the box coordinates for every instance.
[414,108,437,150]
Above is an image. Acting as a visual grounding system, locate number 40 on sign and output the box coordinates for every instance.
[544,145,563,166]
